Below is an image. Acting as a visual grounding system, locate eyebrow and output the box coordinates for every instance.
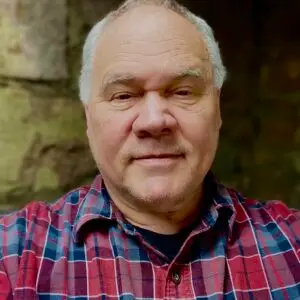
[101,67,206,93]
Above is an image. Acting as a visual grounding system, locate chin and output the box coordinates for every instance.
[132,192,183,211]
[127,178,186,207]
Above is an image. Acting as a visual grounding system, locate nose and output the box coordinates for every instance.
[132,92,177,138]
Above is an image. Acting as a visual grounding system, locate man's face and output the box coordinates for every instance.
[85,5,222,211]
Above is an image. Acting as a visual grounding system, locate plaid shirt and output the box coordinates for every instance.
[0,174,299,300]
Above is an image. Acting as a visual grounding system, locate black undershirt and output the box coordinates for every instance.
[133,173,215,260]
[134,224,192,260]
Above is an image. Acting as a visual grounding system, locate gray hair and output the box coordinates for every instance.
[79,0,227,104]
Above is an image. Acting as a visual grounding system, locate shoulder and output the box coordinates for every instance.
[0,184,92,291]
[224,186,299,223]
[227,187,300,252]
[0,184,90,256]
[245,198,300,243]
[235,191,299,226]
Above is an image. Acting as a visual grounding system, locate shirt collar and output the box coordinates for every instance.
[72,172,237,243]
[212,179,237,240]
[189,172,236,240]
[72,174,117,243]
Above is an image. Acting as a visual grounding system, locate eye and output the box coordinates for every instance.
[175,89,191,96]
[172,88,193,97]
[112,93,134,101]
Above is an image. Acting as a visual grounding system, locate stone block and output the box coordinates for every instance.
[0,84,96,209]
[0,0,67,80]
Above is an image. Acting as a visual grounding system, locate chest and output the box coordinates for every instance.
[12,228,300,299]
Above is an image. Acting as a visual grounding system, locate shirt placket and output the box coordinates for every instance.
[164,263,194,299]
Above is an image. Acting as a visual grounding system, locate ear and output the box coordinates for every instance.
[83,103,89,121]
[215,88,222,129]
[83,103,91,136]
[218,113,223,129]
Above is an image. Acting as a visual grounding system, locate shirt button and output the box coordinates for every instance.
[171,271,181,285]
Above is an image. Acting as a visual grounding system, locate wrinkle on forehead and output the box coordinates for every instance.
[92,4,212,96]
[102,67,206,89]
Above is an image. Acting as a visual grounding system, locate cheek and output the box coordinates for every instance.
[182,106,219,134]
[89,106,133,160]
[189,122,218,151]
[178,107,220,155]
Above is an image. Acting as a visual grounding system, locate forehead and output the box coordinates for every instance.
[93,5,211,86]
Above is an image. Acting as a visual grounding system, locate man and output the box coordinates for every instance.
[0,0,299,299]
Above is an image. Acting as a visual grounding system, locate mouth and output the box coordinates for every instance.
[132,153,184,167]
[134,153,184,160]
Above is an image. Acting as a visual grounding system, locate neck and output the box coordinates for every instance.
[122,202,201,234]
[106,183,204,235]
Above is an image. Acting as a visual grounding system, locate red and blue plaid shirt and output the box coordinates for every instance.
[0,174,299,299]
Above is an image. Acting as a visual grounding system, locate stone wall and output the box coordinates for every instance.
[0,0,97,210]
[0,0,299,210]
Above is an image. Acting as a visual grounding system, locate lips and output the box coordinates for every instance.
[131,153,184,169]
[134,153,184,160]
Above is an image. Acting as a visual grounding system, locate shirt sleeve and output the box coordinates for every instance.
[264,200,300,259]
[0,257,13,299]
[0,208,27,299]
